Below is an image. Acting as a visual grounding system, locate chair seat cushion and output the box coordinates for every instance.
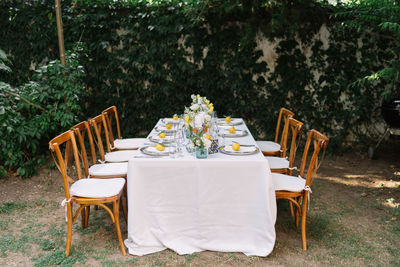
[105,150,138,163]
[114,138,146,150]
[70,178,125,198]
[265,156,289,169]
[89,162,128,177]
[272,173,305,192]
[256,141,281,153]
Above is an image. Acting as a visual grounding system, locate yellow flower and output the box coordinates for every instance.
[205,134,212,141]
[208,106,214,113]
[196,94,200,98]
[185,115,190,123]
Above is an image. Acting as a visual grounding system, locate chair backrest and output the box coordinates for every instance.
[49,130,82,200]
[275,107,295,144]
[102,106,121,148]
[89,114,111,162]
[72,121,97,177]
[286,118,304,172]
[299,129,329,187]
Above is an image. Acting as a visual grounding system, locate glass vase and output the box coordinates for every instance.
[195,147,208,159]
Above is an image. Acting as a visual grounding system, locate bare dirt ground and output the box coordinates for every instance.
[0,147,399,266]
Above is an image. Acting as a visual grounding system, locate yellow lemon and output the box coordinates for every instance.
[155,143,164,151]
[185,115,190,123]
[225,116,231,123]
[158,132,166,139]
[232,143,240,151]
[165,123,172,130]
[173,115,179,121]
[228,127,235,134]
[205,134,212,141]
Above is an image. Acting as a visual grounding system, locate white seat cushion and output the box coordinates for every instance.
[70,178,125,198]
[113,138,146,150]
[89,162,128,177]
[105,150,138,163]
[272,173,305,192]
[256,141,281,153]
[265,156,289,169]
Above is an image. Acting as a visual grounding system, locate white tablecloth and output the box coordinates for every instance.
[124,119,276,256]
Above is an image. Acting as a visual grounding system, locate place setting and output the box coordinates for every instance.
[217,116,243,126]
[219,141,259,156]
[139,143,171,157]
[218,125,248,138]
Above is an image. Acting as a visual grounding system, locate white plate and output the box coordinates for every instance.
[140,146,170,156]
[219,145,259,156]
[161,118,181,125]
[154,125,176,133]
[149,135,174,143]
[218,129,248,138]
[217,118,243,126]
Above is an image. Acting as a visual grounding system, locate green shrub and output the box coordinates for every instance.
[0,48,86,177]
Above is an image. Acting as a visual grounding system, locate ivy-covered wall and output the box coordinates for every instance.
[0,0,395,153]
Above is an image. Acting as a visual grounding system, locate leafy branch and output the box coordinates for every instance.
[1,88,49,113]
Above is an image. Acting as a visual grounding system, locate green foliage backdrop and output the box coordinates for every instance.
[0,0,398,176]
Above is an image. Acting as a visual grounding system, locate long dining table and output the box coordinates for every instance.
[124,118,277,256]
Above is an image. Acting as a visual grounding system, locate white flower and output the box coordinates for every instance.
[204,114,211,123]
[190,104,199,111]
[195,139,201,146]
[194,112,205,128]
[203,137,211,149]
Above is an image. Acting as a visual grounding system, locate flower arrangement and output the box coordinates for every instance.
[184,94,213,129]
[189,94,214,114]
[190,129,212,152]
[183,94,215,157]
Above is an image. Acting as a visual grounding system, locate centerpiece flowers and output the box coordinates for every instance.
[184,94,215,158]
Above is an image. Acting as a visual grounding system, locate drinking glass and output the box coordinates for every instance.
[169,142,177,158]
[175,128,184,157]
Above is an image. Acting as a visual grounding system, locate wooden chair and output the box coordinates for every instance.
[72,121,128,178]
[266,118,304,175]
[256,107,294,156]
[272,129,328,250]
[90,114,138,163]
[102,106,146,151]
[49,130,126,256]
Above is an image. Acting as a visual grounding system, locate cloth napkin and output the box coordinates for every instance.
[163,118,180,124]
[222,129,245,135]
[146,146,170,153]
[224,145,256,153]
[218,118,241,124]
[151,135,173,141]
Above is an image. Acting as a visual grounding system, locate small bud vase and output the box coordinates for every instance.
[195,147,208,159]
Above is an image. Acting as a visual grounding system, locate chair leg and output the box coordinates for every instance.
[289,201,295,217]
[113,199,126,256]
[295,205,300,227]
[301,193,308,250]
[81,205,86,228]
[66,202,73,257]
[85,206,90,227]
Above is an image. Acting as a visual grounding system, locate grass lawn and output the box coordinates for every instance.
[0,149,399,266]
